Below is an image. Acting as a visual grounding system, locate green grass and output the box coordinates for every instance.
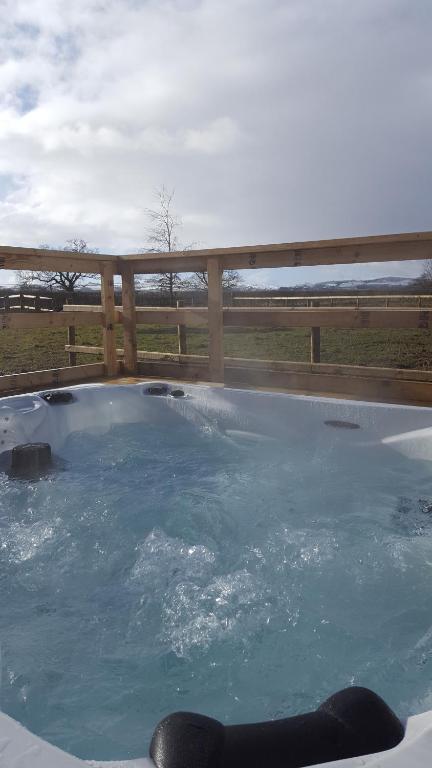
[1,324,432,375]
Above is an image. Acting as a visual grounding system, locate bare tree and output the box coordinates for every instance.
[142,187,186,306]
[142,187,241,301]
[18,239,98,299]
[417,260,432,288]
[188,269,242,291]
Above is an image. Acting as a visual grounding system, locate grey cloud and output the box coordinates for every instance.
[0,0,431,286]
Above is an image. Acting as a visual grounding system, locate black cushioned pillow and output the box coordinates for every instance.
[150,687,404,768]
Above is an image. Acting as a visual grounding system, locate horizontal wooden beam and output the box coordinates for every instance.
[223,307,432,329]
[124,231,432,273]
[65,305,204,326]
[233,294,432,301]
[0,363,104,396]
[66,344,432,383]
[1,231,432,274]
[0,245,119,274]
[63,305,105,311]
[65,344,207,363]
[225,366,432,406]
[65,303,432,331]
[135,359,432,406]
[63,305,432,329]
[132,307,209,326]
[224,357,432,382]
[0,311,104,329]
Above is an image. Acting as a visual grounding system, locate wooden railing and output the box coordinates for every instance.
[0,293,54,312]
[0,231,432,403]
[233,294,432,307]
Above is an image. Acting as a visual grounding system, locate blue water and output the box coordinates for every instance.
[1,419,432,760]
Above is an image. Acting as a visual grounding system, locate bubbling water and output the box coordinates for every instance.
[0,420,432,760]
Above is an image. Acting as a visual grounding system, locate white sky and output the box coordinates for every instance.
[0,0,431,287]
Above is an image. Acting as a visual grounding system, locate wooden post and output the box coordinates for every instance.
[65,297,76,366]
[121,264,137,375]
[67,325,77,366]
[310,299,321,363]
[101,263,118,377]
[207,257,224,382]
[177,300,187,355]
[20,293,25,311]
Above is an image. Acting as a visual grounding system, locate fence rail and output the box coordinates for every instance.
[233,293,432,307]
[1,230,432,403]
[0,292,54,312]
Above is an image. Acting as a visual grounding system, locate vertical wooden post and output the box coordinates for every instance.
[310,299,321,363]
[20,293,25,311]
[207,257,224,382]
[121,264,137,375]
[65,297,76,366]
[177,300,187,355]
[310,327,321,363]
[101,262,118,377]
[67,325,77,366]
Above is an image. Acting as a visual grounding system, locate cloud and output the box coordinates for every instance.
[0,0,431,287]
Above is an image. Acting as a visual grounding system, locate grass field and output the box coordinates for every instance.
[1,323,432,375]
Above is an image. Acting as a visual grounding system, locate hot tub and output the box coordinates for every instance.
[1,382,432,768]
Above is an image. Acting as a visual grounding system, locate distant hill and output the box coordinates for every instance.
[279,275,420,294]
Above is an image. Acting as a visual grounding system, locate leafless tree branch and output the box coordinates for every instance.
[17,239,98,296]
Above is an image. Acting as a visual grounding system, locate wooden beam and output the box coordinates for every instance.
[65,344,105,356]
[132,307,208,326]
[65,345,206,364]
[233,294,432,302]
[310,327,321,362]
[0,311,103,329]
[1,231,432,275]
[134,358,432,406]
[66,345,432,383]
[0,246,118,273]
[63,305,105,311]
[67,325,77,366]
[137,359,209,383]
[207,257,224,382]
[310,299,321,362]
[177,300,187,355]
[223,307,432,329]
[0,363,104,396]
[225,366,432,406]
[121,264,137,374]
[61,305,432,330]
[101,264,118,377]
[123,231,432,273]
[56,304,432,329]
[223,357,432,382]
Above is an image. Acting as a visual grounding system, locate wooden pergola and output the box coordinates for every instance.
[1,230,432,403]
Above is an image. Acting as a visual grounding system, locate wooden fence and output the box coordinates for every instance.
[0,293,54,312]
[1,231,432,404]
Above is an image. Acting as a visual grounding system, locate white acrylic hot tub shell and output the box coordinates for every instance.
[2,381,432,768]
